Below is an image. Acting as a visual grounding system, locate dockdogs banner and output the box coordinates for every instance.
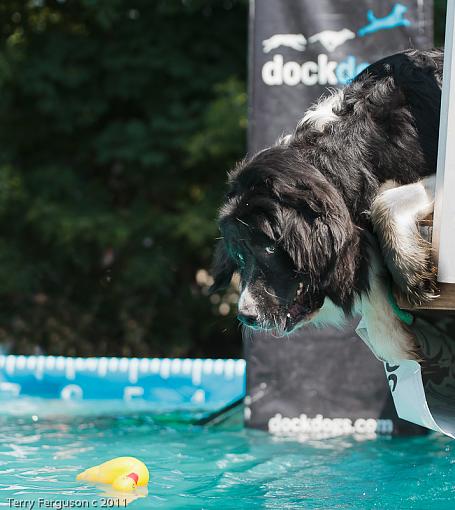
[246,0,434,437]
[249,0,433,152]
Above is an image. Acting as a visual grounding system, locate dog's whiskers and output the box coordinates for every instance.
[273,316,280,337]
[241,325,254,344]
[270,314,285,338]
[236,217,250,228]
[264,288,280,300]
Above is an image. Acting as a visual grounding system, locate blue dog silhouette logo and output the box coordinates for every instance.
[358,3,411,37]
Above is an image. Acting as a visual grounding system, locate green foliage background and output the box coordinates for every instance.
[0,0,446,357]
[0,0,247,357]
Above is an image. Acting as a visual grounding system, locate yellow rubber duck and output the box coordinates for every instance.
[76,457,149,492]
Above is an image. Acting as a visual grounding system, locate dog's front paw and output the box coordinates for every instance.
[390,235,438,306]
[371,190,438,306]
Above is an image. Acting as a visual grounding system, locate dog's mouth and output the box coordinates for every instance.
[284,282,320,332]
[238,282,322,335]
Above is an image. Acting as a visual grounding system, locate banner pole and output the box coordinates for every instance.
[247,0,255,155]
[432,0,455,283]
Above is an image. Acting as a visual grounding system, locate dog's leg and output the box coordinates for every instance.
[370,175,436,305]
[358,247,420,362]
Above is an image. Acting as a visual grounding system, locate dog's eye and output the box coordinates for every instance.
[237,253,245,266]
[265,246,275,255]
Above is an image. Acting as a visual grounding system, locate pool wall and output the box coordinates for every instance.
[0,355,246,411]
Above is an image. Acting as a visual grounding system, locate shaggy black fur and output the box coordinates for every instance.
[211,48,443,333]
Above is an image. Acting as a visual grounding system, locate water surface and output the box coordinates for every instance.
[0,410,454,509]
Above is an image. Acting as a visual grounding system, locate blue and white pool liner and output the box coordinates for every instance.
[0,355,246,414]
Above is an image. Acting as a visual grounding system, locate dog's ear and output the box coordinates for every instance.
[318,193,361,310]
[281,192,354,271]
[325,223,361,312]
[281,179,360,311]
[209,240,236,294]
[280,172,354,262]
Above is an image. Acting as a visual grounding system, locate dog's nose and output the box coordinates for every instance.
[237,313,259,327]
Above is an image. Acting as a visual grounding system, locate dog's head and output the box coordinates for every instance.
[210,144,362,334]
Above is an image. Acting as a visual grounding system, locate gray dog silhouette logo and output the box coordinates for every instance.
[308,29,356,52]
[262,34,307,53]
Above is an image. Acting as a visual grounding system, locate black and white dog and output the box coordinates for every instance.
[210,49,443,363]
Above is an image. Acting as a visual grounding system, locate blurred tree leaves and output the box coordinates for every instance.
[0,0,247,357]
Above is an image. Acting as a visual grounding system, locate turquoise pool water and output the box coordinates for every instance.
[0,411,454,509]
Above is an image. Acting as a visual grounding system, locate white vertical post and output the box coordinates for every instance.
[432,0,455,283]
